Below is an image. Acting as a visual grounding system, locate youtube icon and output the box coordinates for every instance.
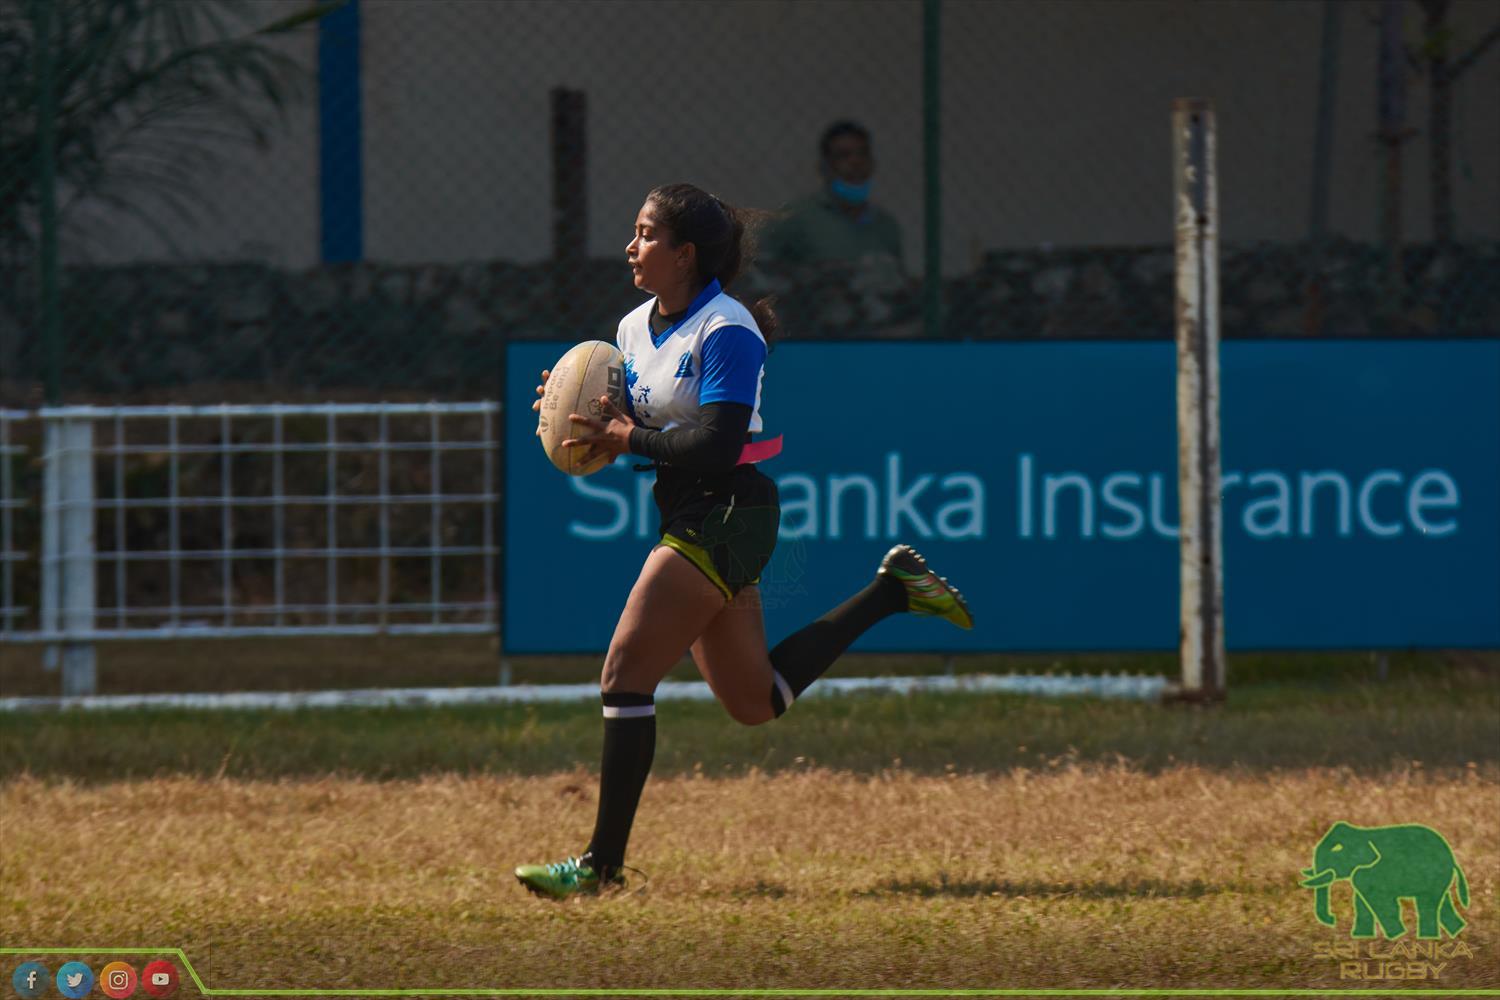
[140,960,178,998]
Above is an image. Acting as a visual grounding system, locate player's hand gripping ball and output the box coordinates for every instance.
[534,341,632,476]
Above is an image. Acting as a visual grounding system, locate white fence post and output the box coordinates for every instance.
[41,420,62,671]
[1172,98,1226,702]
[41,416,98,691]
[60,417,98,694]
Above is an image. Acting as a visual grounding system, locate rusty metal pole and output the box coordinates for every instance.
[1171,98,1225,703]
[550,87,587,322]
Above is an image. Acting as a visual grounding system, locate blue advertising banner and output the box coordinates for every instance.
[505,340,1500,652]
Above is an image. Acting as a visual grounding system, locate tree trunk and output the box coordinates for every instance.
[1421,0,1455,243]
[1377,0,1409,323]
[1304,0,1343,336]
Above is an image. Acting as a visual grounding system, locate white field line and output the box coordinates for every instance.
[0,673,1168,713]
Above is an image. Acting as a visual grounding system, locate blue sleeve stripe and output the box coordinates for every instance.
[699,325,766,406]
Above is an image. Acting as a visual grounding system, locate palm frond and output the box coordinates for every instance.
[7,0,329,259]
[260,1,348,36]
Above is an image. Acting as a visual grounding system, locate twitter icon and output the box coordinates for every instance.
[57,961,94,998]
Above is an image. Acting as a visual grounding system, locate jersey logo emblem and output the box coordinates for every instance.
[673,352,695,379]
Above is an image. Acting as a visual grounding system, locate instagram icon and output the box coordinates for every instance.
[100,961,138,999]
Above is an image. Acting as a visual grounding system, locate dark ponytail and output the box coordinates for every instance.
[646,183,780,344]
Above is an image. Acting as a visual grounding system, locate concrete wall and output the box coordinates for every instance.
[55,0,321,269]
[69,0,1500,271]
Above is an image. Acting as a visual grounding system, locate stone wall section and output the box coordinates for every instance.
[1,240,1495,403]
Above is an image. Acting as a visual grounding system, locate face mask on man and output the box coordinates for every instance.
[829,176,871,205]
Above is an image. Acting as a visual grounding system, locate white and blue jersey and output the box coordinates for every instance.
[615,279,767,434]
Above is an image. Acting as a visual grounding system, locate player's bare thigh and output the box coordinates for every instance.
[602,545,725,694]
[691,585,776,726]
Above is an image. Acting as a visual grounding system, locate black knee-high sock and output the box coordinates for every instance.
[585,691,656,873]
[768,574,907,716]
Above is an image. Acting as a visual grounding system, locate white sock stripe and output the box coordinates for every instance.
[772,670,796,709]
[602,703,656,719]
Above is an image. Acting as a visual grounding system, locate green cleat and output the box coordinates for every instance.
[878,544,974,630]
[514,854,623,899]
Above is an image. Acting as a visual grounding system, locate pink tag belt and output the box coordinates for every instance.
[738,435,783,464]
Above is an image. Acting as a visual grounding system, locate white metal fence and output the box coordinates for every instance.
[0,403,500,694]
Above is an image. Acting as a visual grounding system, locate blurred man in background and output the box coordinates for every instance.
[761,120,903,271]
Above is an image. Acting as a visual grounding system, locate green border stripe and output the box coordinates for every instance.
[3,948,1497,997]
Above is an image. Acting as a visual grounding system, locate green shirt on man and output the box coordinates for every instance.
[760,191,904,269]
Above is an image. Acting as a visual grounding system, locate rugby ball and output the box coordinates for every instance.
[536,340,626,476]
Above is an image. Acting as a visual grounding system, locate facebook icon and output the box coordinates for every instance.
[12,962,49,999]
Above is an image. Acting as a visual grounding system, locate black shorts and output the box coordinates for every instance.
[654,463,780,599]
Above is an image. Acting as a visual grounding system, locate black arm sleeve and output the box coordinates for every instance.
[628,402,752,473]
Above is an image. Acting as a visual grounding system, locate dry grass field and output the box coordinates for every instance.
[2,766,1497,992]
[3,652,1497,994]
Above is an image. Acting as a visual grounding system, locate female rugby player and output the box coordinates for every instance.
[516,183,972,898]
